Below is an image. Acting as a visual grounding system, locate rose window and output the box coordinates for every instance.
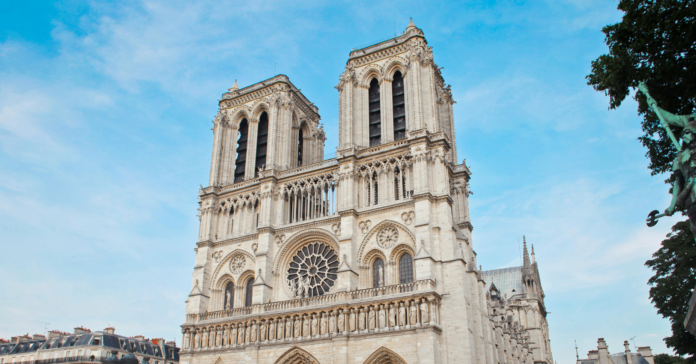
[287,242,339,297]
[377,227,399,248]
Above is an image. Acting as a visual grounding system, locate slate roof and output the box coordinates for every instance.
[482,266,525,299]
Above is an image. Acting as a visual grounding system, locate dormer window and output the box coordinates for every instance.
[368,78,381,147]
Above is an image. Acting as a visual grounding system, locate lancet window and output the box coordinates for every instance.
[368,78,381,147]
[357,155,412,208]
[280,174,337,225]
[214,192,260,240]
[245,278,254,307]
[399,253,414,284]
[297,127,304,167]
[392,71,406,140]
[234,119,249,183]
[255,112,269,176]
[224,282,234,310]
[372,258,385,288]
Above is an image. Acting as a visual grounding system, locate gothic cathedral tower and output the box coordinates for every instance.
[181,20,552,364]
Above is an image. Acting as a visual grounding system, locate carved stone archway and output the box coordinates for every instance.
[274,347,320,364]
[363,347,407,364]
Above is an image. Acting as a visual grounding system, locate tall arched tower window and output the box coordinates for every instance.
[244,278,254,307]
[392,71,406,140]
[234,119,249,183]
[223,282,234,310]
[368,78,381,147]
[399,253,414,284]
[255,112,269,176]
[373,258,385,287]
[297,127,304,167]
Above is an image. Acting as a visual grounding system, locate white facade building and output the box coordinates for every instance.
[181,20,553,364]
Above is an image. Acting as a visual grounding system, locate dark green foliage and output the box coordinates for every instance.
[645,221,696,361]
[586,0,696,176]
[655,353,692,364]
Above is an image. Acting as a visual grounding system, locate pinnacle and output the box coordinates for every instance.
[406,17,417,30]
[229,79,239,92]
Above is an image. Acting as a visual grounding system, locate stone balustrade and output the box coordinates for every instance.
[181,280,439,352]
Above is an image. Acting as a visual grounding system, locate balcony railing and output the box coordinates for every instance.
[186,279,436,324]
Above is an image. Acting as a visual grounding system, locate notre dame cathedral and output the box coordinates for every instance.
[180,19,553,364]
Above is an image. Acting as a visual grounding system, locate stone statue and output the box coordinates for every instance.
[193,331,199,348]
[378,306,386,328]
[640,82,696,236]
[222,327,228,346]
[359,309,366,331]
[210,330,215,347]
[230,325,237,345]
[389,304,396,327]
[329,312,336,333]
[225,290,231,310]
[183,332,190,350]
[294,317,301,338]
[260,322,266,341]
[215,329,222,346]
[245,323,251,343]
[349,309,356,332]
[420,300,429,324]
[303,316,310,337]
[279,320,286,340]
[237,325,244,345]
[250,322,257,342]
[410,302,418,325]
[337,310,345,332]
[368,307,376,330]
[201,329,207,348]
[320,313,328,334]
[311,314,318,336]
[286,318,293,339]
[398,304,406,326]
[268,320,275,341]
[377,265,384,287]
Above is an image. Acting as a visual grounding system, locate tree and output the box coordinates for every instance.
[645,221,696,361]
[587,1,696,358]
[655,353,691,364]
[586,0,695,176]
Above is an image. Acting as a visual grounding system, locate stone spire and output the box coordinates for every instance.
[406,18,417,31]
[531,244,536,264]
[228,79,239,92]
[522,236,531,268]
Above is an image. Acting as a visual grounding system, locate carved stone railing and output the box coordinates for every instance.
[277,159,338,178]
[180,281,440,352]
[185,279,435,325]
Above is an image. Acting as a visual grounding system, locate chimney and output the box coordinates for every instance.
[637,347,654,364]
[133,335,145,342]
[597,338,611,364]
[624,341,633,364]
[104,327,115,335]
[33,334,46,340]
[74,327,91,335]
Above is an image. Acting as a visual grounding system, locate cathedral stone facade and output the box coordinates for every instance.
[180,20,553,364]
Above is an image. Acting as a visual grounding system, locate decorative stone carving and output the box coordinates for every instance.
[377,227,399,248]
[230,255,246,274]
[275,234,286,246]
[212,250,223,262]
[331,223,341,236]
[359,220,371,234]
[252,243,258,253]
[401,211,415,225]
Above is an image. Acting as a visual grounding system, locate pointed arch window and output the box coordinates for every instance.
[234,119,248,183]
[223,282,234,310]
[255,112,269,176]
[297,126,304,167]
[368,78,381,147]
[373,258,385,288]
[392,71,406,140]
[399,253,413,284]
[244,277,254,307]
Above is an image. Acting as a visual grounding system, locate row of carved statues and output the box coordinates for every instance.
[182,297,439,350]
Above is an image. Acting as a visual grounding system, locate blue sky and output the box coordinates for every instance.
[0,0,683,362]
